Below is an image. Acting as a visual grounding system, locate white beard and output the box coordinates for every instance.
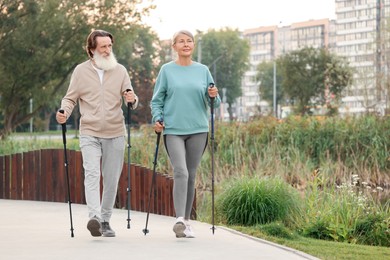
[93,51,118,71]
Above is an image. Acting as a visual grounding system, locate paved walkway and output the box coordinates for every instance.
[0,199,319,260]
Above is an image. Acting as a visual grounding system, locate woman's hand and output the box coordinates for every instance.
[208,85,218,98]
[154,120,164,133]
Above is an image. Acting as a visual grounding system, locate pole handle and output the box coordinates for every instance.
[209,83,215,113]
[209,83,215,100]
[126,89,133,109]
[59,109,66,131]
[155,119,163,135]
[59,109,67,145]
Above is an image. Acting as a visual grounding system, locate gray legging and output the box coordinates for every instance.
[164,133,208,219]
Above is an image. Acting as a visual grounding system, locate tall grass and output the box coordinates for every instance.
[3,116,389,201]
[0,136,79,155]
[215,176,302,226]
[296,173,389,246]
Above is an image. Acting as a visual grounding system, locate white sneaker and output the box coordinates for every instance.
[184,223,195,238]
[173,217,186,238]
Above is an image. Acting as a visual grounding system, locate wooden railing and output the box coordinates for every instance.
[0,149,196,219]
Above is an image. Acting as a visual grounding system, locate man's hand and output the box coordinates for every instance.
[56,110,67,124]
[124,89,136,103]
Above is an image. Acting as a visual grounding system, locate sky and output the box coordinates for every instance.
[145,0,336,40]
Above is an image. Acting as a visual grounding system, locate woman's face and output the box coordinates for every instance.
[173,33,194,58]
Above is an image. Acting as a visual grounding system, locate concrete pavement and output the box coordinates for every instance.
[0,199,319,260]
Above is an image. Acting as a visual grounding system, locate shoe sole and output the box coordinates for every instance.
[185,233,195,238]
[173,222,186,238]
[87,219,102,237]
[102,232,116,237]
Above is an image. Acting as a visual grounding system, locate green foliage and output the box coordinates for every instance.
[216,177,302,226]
[233,224,390,260]
[0,0,157,138]
[302,219,334,240]
[117,28,160,125]
[298,174,390,246]
[194,29,250,120]
[277,47,353,115]
[0,135,79,155]
[4,116,390,186]
[127,125,171,174]
[353,212,390,247]
[256,61,283,107]
[210,115,390,180]
[256,222,296,239]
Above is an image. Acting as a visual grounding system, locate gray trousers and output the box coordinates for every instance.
[164,133,208,219]
[80,135,125,222]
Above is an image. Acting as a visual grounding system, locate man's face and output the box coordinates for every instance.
[92,36,117,71]
[94,36,112,57]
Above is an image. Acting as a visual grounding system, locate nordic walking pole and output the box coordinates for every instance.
[126,89,133,229]
[209,83,216,234]
[142,120,163,235]
[59,109,74,237]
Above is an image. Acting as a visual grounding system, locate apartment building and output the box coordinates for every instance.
[238,0,390,120]
[240,19,332,120]
[336,0,390,115]
[239,26,277,121]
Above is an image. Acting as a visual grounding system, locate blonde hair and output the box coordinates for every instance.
[171,30,194,45]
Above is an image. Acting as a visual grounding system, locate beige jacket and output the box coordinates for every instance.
[61,60,138,138]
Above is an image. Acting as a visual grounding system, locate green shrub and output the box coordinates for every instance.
[300,174,389,246]
[216,177,302,226]
[354,213,390,247]
[257,222,296,239]
[302,219,334,241]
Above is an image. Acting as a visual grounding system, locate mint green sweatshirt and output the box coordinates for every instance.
[151,61,221,135]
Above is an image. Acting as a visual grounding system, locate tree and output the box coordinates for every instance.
[116,28,160,125]
[256,61,283,111]
[277,47,353,115]
[194,28,250,121]
[0,0,156,139]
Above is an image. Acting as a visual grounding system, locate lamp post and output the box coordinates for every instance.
[196,30,202,63]
[208,54,224,85]
[271,31,277,118]
[208,54,224,119]
[221,88,227,121]
[273,61,277,118]
[29,98,33,132]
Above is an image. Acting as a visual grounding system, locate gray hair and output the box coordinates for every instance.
[172,30,194,45]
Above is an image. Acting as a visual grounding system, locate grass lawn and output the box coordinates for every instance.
[231,225,390,260]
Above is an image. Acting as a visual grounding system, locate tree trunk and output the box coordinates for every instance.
[0,112,16,140]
